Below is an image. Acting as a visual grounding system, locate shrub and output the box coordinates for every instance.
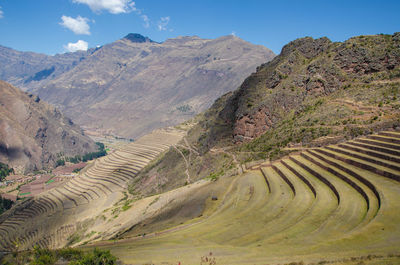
[69,248,117,265]
[65,142,107,164]
[30,246,56,265]
[122,200,132,211]
[56,159,65,167]
[73,167,84,173]
[0,162,14,180]
[56,248,83,260]
[207,169,224,181]
[0,196,14,215]
[4,247,118,265]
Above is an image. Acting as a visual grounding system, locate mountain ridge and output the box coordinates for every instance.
[24,34,275,138]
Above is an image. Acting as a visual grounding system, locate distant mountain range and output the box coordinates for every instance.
[0,81,97,173]
[0,45,95,91]
[0,34,275,138]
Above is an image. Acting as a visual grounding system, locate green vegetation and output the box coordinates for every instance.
[0,195,14,215]
[46,178,55,184]
[56,159,65,167]
[176,104,193,113]
[121,199,133,211]
[207,169,224,181]
[67,233,82,246]
[69,248,117,265]
[58,142,107,165]
[73,167,84,173]
[1,247,118,265]
[0,162,14,181]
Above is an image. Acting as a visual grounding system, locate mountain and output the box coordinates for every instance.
[196,33,400,151]
[1,34,400,265]
[25,34,274,138]
[132,33,400,196]
[0,45,95,92]
[0,81,97,173]
[124,33,155,43]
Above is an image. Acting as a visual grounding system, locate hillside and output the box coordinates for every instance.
[224,33,400,145]
[29,34,275,138]
[0,81,97,173]
[88,131,400,265]
[126,33,400,200]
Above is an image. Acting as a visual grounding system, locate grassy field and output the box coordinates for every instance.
[86,131,400,265]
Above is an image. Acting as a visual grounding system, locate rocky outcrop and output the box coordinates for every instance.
[233,107,272,142]
[0,81,97,173]
[334,35,400,74]
[218,33,400,143]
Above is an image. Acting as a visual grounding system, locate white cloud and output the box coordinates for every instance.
[72,1,151,29]
[60,15,91,35]
[141,14,150,28]
[63,40,89,52]
[72,0,136,14]
[0,6,3,19]
[157,16,170,31]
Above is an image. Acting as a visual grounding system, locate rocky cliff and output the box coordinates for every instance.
[0,81,97,173]
[213,33,400,146]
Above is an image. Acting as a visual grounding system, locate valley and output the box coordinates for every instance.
[0,11,399,263]
[0,128,186,251]
[0,34,275,139]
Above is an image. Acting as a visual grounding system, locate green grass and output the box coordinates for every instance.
[0,247,118,265]
[45,179,55,184]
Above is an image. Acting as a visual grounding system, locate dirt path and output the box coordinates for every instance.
[173,146,191,184]
[210,147,243,174]
[173,137,202,184]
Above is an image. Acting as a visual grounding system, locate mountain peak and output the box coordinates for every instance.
[123,33,154,43]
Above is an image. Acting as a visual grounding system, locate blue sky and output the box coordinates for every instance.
[0,0,399,55]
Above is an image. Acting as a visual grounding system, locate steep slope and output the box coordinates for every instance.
[31,34,275,138]
[129,33,400,200]
[0,81,97,173]
[0,45,94,91]
[222,33,400,144]
[193,33,400,154]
